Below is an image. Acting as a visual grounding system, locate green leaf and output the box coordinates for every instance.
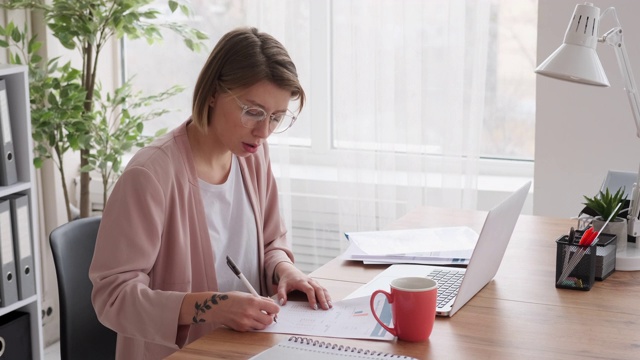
[168,0,178,13]
[195,30,209,40]
[179,4,189,16]
[27,36,42,53]
[11,26,22,43]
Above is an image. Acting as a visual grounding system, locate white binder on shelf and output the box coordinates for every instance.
[7,194,35,300]
[0,79,17,186]
[0,200,18,306]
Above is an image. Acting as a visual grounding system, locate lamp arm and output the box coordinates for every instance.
[601,27,640,138]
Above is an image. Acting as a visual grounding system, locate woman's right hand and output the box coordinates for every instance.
[218,291,280,331]
[180,291,280,331]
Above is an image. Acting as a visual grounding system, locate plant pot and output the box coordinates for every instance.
[592,217,627,253]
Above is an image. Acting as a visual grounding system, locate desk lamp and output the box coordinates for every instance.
[535,2,640,271]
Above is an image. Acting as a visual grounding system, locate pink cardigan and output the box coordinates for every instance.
[89,120,294,359]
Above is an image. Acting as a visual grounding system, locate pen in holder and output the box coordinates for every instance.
[556,203,621,290]
[555,236,597,290]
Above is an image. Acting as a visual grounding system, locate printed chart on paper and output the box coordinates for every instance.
[255,296,393,340]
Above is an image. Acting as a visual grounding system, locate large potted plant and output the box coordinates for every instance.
[582,187,628,252]
[0,0,207,220]
[88,80,180,207]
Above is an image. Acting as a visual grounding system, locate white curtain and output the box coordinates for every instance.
[246,0,491,272]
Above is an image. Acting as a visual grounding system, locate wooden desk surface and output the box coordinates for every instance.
[167,207,640,360]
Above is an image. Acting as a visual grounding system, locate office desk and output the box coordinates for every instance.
[167,207,640,360]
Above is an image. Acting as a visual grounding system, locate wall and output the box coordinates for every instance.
[535,0,640,218]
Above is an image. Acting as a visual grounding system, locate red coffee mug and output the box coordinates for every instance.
[370,277,437,342]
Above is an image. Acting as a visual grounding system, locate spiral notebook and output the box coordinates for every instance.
[249,336,417,359]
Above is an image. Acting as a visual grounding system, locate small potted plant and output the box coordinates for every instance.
[582,187,628,252]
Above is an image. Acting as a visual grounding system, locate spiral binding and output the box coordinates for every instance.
[288,336,416,359]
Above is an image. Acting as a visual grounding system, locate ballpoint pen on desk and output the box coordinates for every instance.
[556,203,621,286]
[226,255,277,323]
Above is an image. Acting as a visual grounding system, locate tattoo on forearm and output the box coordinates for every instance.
[192,294,229,324]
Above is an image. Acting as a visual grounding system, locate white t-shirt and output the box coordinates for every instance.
[198,155,260,293]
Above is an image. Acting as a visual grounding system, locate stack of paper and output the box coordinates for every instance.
[342,226,478,266]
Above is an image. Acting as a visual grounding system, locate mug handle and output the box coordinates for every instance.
[370,289,396,336]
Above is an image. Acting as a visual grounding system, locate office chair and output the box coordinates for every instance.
[49,216,117,360]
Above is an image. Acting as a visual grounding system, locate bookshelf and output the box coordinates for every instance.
[0,64,44,358]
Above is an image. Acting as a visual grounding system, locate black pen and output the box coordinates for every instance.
[226,256,277,323]
[568,226,575,244]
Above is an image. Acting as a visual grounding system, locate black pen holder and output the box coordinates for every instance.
[555,238,597,291]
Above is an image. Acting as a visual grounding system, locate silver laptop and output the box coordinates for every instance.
[347,181,531,317]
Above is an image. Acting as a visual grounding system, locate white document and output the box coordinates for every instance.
[342,226,478,265]
[255,296,393,341]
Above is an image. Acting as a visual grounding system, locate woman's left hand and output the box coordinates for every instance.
[275,262,333,310]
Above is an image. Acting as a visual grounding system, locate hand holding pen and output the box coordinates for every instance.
[226,256,278,323]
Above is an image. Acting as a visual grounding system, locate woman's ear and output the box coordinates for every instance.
[209,94,216,107]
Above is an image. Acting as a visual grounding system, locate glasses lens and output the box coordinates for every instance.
[240,107,266,127]
[240,105,296,133]
[272,111,296,134]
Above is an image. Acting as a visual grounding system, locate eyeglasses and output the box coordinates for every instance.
[227,92,297,134]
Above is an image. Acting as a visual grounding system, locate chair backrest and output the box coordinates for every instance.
[49,216,117,360]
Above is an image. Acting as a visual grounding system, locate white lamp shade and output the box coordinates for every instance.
[535,2,610,87]
[535,43,610,86]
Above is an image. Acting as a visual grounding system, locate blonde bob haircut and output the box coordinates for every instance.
[191,27,306,132]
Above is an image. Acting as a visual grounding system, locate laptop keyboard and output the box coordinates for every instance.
[427,269,464,308]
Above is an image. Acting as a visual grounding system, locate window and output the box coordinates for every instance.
[125,0,537,272]
[127,0,536,159]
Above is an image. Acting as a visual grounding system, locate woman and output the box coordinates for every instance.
[89,27,332,359]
